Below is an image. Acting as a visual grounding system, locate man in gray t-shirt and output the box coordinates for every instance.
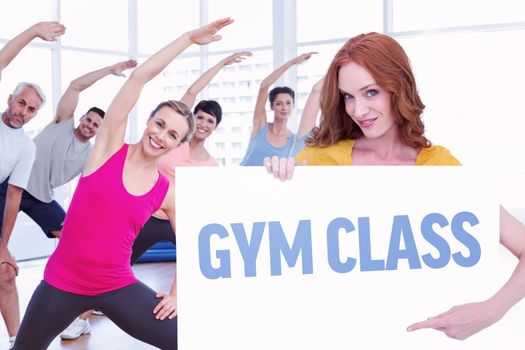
[0,58,137,240]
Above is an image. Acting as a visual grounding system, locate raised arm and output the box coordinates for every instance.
[407,206,525,340]
[296,76,324,139]
[180,51,252,108]
[0,21,65,81]
[54,59,138,123]
[250,52,317,137]
[85,18,233,172]
[262,77,323,180]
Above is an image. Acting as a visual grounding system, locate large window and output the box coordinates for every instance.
[207,0,273,50]
[61,0,129,52]
[297,0,383,42]
[137,0,200,55]
[393,0,525,31]
[1,0,524,169]
[0,1,56,38]
[60,51,130,119]
[138,57,201,127]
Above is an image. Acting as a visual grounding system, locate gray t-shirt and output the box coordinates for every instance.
[26,118,92,203]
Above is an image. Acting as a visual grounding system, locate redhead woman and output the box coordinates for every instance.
[265,32,525,341]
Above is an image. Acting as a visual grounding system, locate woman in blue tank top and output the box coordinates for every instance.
[240,52,322,165]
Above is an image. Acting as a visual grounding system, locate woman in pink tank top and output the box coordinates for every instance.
[130,52,253,265]
[13,18,233,350]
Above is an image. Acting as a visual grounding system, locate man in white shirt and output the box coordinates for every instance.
[0,21,65,349]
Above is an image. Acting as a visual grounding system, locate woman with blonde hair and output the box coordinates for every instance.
[13,18,232,350]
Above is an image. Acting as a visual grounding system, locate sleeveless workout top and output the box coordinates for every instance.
[44,144,169,295]
[240,123,298,166]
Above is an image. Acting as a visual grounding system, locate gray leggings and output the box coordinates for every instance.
[13,280,177,350]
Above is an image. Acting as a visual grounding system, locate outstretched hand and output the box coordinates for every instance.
[222,51,252,66]
[407,300,503,340]
[291,51,318,65]
[188,17,234,45]
[110,59,138,77]
[34,21,66,41]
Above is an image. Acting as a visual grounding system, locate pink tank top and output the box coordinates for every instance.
[157,142,219,184]
[154,142,219,220]
[44,144,169,295]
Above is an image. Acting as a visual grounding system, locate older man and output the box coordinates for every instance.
[12,58,137,239]
[0,21,65,349]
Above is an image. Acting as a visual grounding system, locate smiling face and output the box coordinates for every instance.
[3,86,43,129]
[75,111,104,141]
[271,93,294,120]
[142,106,191,158]
[338,61,395,139]
[192,109,217,141]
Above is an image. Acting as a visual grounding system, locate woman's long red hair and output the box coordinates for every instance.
[308,32,429,149]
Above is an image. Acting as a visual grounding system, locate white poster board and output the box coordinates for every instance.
[176,166,521,349]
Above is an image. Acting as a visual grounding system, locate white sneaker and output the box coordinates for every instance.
[60,317,91,340]
[7,336,15,349]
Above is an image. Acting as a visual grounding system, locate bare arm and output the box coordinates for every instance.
[250,52,317,137]
[166,188,178,303]
[264,76,322,180]
[54,59,138,123]
[485,207,525,315]
[407,206,525,340]
[153,185,178,320]
[0,185,25,274]
[180,51,252,108]
[0,22,65,81]
[296,76,324,139]
[84,18,233,176]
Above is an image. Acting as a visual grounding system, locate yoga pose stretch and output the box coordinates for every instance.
[131,51,252,265]
[0,21,65,350]
[12,18,232,350]
[240,51,318,165]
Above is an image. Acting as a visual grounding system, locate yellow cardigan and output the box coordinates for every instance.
[296,139,461,165]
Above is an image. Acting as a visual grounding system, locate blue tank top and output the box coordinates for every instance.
[240,123,305,166]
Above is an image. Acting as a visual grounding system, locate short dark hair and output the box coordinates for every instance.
[87,106,105,119]
[269,86,295,108]
[193,100,223,125]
